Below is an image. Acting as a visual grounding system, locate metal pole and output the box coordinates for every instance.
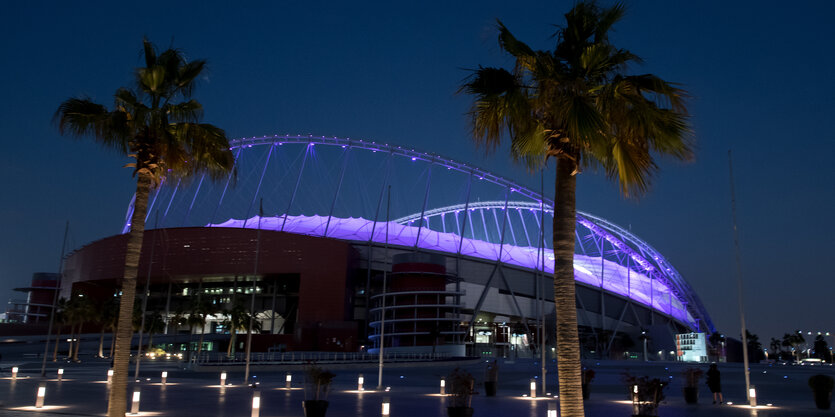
[182,174,206,225]
[245,200,264,384]
[365,152,393,347]
[163,281,172,335]
[160,179,181,227]
[210,147,243,226]
[281,143,311,232]
[413,160,433,248]
[377,186,391,390]
[324,145,351,237]
[134,211,159,381]
[41,221,69,377]
[456,171,474,256]
[729,150,752,404]
[243,144,274,229]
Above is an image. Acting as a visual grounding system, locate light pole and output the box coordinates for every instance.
[729,151,753,406]
[377,186,391,390]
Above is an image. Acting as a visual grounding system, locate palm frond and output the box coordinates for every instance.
[54,98,130,153]
[165,99,203,123]
[609,138,655,197]
[594,2,626,43]
[175,60,207,98]
[166,122,234,181]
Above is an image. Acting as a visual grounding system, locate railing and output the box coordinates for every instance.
[194,350,453,365]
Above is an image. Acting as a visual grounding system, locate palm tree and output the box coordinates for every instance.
[782,331,805,362]
[144,312,165,353]
[55,39,234,417]
[460,3,692,415]
[52,298,68,362]
[188,299,216,360]
[63,293,94,362]
[222,301,250,357]
[221,300,262,358]
[98,297,120,358]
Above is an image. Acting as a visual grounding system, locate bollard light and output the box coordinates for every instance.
[358,373,364,391]
[107,369,114,384]
[530,378,537,398]
[58,368,64,382]
[220,371,227,386]
[749,386,757,407]
[547,400,558,417]
[251,390,261,417]
[161,371,168,385]
[130,387,141,415]
[35,383,46,408]
[631,384,640,415]
[382,396,391,416]
[285,372,292,389]
[12,366,18,380]
[440,377,446,395]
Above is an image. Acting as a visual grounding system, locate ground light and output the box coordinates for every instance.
[130,386,141,415]
[285,372,292,389]
[358,374,364,391]
[382,396,390,416]
[107,369,114,384]
[35,382,46,408]
[547,401,558,417]
[530,379,537,398]
[251,390,261,417]
[440,377,445,395]
[161,371,168,385]
[220,371,227,386]
[57,368,63,382]
[12,366,18,379]
[749,386,757,407]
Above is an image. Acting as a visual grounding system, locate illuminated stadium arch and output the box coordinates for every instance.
[122,134,715,335]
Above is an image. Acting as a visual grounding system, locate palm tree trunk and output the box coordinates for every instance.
[68,324,77,360]
[147,332,154,353]
[553,157,584,417]
[109,328,116,358]
[107,173,151,417]
[73,323,83,361]
[197,323,206,358]
[53,327,61,362]
[228,332,236,357]
[99,327,106,358]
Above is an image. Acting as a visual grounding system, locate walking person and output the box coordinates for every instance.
[706,363,724,404]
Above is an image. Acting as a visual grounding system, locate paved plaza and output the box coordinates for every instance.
[1,350,833,417]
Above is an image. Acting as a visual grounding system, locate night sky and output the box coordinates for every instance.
[1,1,833,345]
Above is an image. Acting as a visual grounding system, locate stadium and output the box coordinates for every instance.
[60,135,715,359]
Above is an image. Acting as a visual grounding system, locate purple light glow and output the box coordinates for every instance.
[210,214,694,326]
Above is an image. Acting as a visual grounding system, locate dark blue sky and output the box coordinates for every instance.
[1,1,833,343]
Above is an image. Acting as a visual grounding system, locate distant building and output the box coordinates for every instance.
[8,273,59,323]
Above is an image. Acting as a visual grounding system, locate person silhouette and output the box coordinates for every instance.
[706,363,724,404]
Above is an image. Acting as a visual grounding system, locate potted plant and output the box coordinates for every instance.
[582,367,595,400]
[681,367,703,404]
[484,360,498,397]
[624,374,666,417]
[809,374,834,410]
[303,366,336,417]
[447,367,476,417]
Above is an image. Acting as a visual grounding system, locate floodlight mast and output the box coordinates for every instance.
[728,150,752,405]
[377,186,391,390]
[41,221,69,377]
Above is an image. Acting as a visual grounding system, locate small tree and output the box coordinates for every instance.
[304,366,336,401]
[447,367,476,409]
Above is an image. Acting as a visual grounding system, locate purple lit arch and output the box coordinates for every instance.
[123,134,715,333]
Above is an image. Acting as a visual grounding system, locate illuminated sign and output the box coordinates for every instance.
[676,332,708,362]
